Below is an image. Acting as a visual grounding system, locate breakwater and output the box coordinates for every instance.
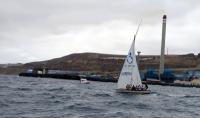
[19,73,80,80]
[19,73,200,88]
[144,81,200,88]
[19,73,117,83]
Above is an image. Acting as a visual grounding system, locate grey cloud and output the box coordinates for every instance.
[0,0,200,63]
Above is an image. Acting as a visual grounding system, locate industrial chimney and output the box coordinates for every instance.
[159,14,167,77]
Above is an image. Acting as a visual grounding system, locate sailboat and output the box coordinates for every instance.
[117,23,151,94]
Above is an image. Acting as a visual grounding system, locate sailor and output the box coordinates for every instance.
[126,84,131,90]
[135,85,140,91]
[145,83,148,90]
[135,85,141,91]
[131,85,136,91]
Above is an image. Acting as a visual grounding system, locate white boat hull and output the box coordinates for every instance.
[116,89,151,94]
[81,81,90,84]
[80,78,90,84]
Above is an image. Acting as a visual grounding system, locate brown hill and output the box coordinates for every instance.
[0,52,200,75]
[23,53,125,73]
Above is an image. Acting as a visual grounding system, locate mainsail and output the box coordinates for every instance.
[117,37,142,89]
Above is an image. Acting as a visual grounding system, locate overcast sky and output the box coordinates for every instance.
[0,0,200,63]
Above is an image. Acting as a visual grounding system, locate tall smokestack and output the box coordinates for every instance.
[159,14,167,76]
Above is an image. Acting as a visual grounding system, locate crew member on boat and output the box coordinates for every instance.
[126,84,132,90]
[127,84,148,91]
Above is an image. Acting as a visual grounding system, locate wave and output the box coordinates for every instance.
[65,103,103,112]
[53,100,64,104]
[92,93,112,97]
[0,85,9,89]
[17,87,32,91]
[0,102,9,107]
[48,87,64,91]
[165,94,200,98]
[182,95,200,98]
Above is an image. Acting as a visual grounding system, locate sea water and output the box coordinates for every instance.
[0,75,200,118]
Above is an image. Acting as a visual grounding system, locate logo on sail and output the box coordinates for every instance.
[121,72,132,75]
[127,52,133,64]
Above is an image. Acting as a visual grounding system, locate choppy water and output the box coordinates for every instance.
[0,75,200,118]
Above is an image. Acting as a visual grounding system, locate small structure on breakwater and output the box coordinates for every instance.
[26,67,48,74]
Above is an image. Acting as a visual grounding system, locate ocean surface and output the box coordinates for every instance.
[0,75,200,118]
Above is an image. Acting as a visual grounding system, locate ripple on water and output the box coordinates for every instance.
[17,87,32,91]
[91,93,112,97]
[48,87,65,91]
[64,102,107,114]
[0,101,9,107]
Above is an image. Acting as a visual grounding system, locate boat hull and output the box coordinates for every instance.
[81,81,90,84]
[116,89,151,94]
[80,78,90,84]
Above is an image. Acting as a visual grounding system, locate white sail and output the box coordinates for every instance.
[117,38,142,89]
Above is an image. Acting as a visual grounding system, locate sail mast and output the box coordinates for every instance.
[134,20,142,43]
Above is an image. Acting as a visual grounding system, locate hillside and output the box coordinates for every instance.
[23,53,125,72]
[0,52,200,75]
